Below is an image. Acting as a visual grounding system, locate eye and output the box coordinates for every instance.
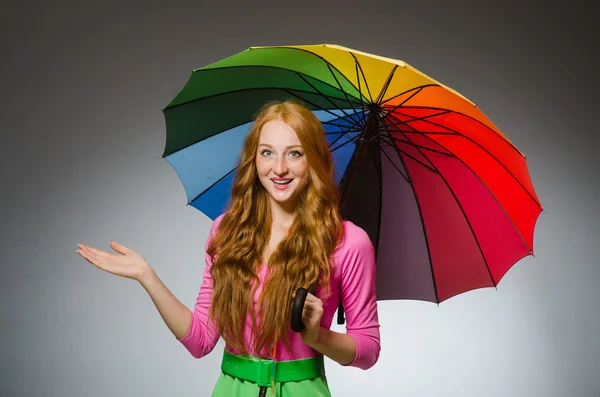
[289,150,304,158]
[260,149,272,156]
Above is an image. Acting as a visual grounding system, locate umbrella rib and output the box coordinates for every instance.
[257,45,369,103]
[398,129,498,288]
[329,132,362,153]
[353,55,368,107]
[323,62,364,117]
[188,165,238,205]
[326,109,370,148]
[322,109,366,131]
[377,134,439,174]
[281,89,357,121]
[371,135,410,184]
[387,135,455,157]
[326,123,362,150]
[285,94,365,147]
[329,128,362,147]
[382,108,453,131]
[383,86,427,115]
[294,73,355,119]
[164,88,359,156]
[380,119,440,303]
[322,119,361,130]
[165,64,364,110]
[328,131,353,151]
[374,65,398,105]
[382,84,440,108]
[383,86,526,158]
[349,52,374,103]
[388,108,542,210]
[325,127,364,135]
[385,112,534,253]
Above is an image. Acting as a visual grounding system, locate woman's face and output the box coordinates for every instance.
[256,119,309,211]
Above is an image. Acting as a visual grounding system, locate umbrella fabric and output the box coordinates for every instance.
[162,44,542,304]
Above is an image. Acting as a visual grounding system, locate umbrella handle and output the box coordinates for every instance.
[291,286,316,332]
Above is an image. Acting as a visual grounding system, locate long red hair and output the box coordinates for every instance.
[207,100,343,355]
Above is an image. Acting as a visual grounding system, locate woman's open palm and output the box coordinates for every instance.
[77,241,150,281]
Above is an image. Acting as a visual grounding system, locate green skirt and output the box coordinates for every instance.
[211,369,331,397]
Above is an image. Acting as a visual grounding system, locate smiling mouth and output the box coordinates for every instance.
[272,179,293,185]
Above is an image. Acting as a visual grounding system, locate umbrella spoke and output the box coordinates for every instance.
[167,65,364,110]
[388,109,542,209]
[295,73,356,120]
[167,87,360,155]
[320,111,366,146]
[329,132,362,153]
[325,127,364,135]
[397,129,496,286]
[382,109,454,134]
[354,56,367,108]
[323,62,365,116]
[282,89,354,121]
[350,52,374,104]
[326,124,362,150]
[375,65,398,105]
[328,109,371,147]
[379,119,440,302]
[382,86,428,114]
[386,112,534,252]
[371,134,410,184]
[381,84,441,109]
[379,118,439,175]
[189,166,238,204]
[386,135,455,157]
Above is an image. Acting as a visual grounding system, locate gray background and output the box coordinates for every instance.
[1,1,599,396]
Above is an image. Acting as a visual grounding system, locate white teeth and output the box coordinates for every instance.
[273,179,292,185]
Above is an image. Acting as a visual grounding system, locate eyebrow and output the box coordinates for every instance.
[258,143,303,149]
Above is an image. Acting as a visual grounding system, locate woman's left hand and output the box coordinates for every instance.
[293,291,324,347]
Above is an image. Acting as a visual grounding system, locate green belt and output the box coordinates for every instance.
[220,350,325,387]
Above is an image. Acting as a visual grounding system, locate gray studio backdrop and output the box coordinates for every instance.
[1,1,599,396]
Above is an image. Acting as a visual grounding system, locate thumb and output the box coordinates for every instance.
[109,241,130,255]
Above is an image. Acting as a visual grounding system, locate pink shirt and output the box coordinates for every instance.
[177,214,381,370]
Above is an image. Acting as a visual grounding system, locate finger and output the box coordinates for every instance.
[305,293,320,302]
[78,247,117,272]
[82,245,114,259]
[110,241,130,255]
[302,308,321,326]
[78,251,97,267]
[302,303,322,311]
[78,244,102,256]
[77,249,103,268]
[78,245,97,259]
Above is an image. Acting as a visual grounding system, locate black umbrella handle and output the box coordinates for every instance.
[291,285,316,333]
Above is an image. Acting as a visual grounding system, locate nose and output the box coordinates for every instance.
[273,154,288,175]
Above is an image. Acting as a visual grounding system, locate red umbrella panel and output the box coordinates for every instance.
[340,85,542,303]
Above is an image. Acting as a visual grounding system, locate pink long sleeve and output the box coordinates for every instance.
[176,215,223,358]
[337,222,381,370]
[176,216,381,369]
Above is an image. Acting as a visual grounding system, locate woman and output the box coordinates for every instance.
[77,100,380,396]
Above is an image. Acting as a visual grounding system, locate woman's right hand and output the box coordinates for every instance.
[77,241,151,282]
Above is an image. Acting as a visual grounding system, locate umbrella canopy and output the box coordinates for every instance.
[162,44,543,304]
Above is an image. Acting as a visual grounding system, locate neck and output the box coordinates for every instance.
[269,199,296,230]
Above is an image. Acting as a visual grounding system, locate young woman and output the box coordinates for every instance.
[77,100,380,396]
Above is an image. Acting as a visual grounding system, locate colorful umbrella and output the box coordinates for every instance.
[162,44,542,308]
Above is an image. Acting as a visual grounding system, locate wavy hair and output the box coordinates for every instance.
[206,100,343,356]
